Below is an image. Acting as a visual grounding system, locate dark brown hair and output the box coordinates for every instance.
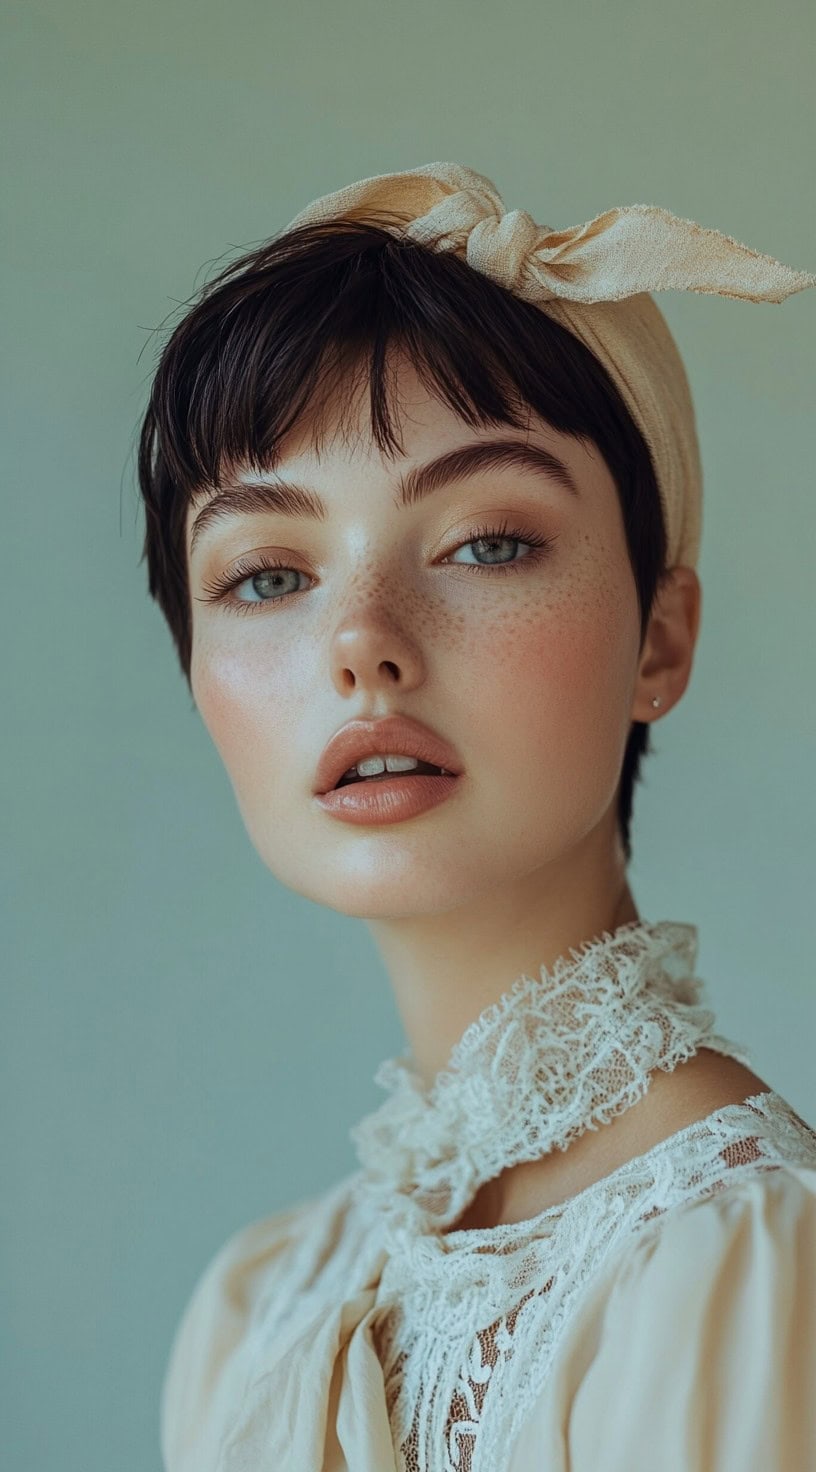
[135,215,669,863]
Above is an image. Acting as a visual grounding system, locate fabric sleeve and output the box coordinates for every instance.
[159,1197,312,1472]
[508,1165,816,1472]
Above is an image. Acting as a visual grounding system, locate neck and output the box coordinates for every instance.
[367,817,638,1090]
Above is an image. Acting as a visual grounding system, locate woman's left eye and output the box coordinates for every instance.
[196,521,559,615]
[445,521,558,573]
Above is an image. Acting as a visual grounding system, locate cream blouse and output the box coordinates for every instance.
[159,922,816,1471]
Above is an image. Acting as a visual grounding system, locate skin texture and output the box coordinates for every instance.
[186,350,767,1229]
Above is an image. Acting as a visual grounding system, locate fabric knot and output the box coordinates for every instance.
[404,190,545,295]
[466,208,543,292]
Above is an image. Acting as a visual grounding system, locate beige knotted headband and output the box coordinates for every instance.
[285,161,815,569]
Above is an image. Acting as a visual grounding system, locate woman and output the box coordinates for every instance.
[138,163,816,1470]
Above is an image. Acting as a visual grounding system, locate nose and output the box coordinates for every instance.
[328,622,424,697]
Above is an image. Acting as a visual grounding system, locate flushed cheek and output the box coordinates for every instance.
[460,581,637,798]
[191,642,308,796]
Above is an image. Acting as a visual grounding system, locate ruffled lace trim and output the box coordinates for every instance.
[350,918,755,1231]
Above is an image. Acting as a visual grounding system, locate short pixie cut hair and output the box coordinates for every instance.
[136,216,670,864]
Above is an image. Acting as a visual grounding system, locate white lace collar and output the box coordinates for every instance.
[350,918,754,1235]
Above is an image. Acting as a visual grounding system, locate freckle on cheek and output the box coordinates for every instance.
[477,574,628,699]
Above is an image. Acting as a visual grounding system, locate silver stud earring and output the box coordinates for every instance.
[651,696,662,709]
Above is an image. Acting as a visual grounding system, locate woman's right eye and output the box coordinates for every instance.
[197,557,309,615]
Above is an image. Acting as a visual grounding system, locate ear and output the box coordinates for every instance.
[631,566,701,723]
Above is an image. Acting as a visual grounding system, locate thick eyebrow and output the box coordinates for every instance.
[188,437,580,556]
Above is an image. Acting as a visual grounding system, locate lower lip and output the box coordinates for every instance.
[315,773,462,825]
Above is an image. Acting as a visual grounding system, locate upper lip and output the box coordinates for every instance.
[313,715,464,796]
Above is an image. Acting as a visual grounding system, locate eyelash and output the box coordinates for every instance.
[196,521,559,616]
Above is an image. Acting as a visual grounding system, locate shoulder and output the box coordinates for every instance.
[609,1048,774,1158]
[602,1156,816,1313]
[159,1172,359,1472]
[575,1154,816,1350]
[513,1162,816,1471]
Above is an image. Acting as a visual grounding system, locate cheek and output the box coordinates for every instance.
[191,638,303,790]
[463,564,638,776]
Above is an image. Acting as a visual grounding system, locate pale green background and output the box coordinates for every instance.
[3,0,814,1467]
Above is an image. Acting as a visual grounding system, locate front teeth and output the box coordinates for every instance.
[344,753,420,778]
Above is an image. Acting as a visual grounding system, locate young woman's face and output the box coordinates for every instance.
[185,354,645,919]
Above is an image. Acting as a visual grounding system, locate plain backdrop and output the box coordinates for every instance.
[2,1,814,1467]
